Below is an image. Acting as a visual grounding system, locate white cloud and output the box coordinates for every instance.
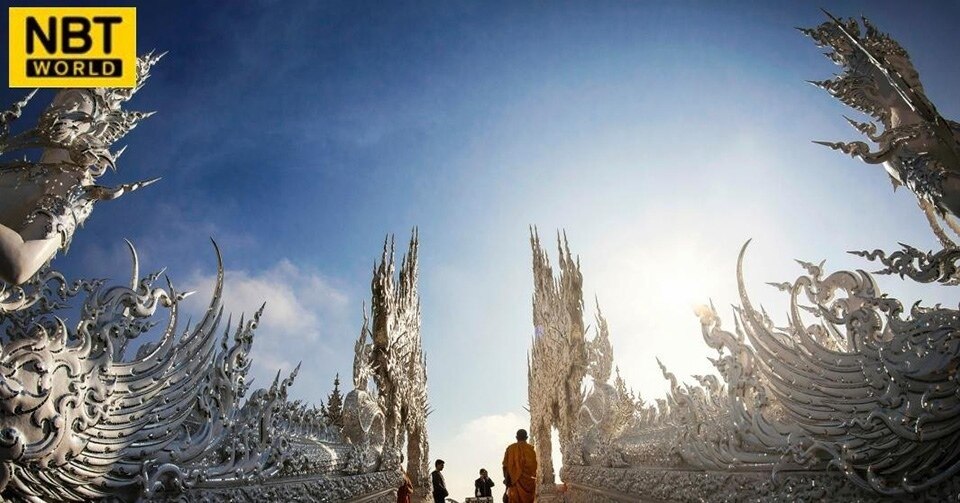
[181,259,352,398]
[432,411,527,501]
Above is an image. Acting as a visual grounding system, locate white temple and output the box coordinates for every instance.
[0,12,959,503]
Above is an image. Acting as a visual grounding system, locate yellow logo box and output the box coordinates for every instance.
[8,7,136,88]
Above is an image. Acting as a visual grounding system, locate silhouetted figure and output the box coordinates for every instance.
[475,468,495,497]
[432,459,448,503]
[502,429,537,503]
[397,455,413,503]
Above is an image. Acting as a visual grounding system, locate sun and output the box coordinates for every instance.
[639,242,726,312]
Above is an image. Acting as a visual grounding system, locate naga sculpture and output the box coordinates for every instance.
[531,13,960,502]
[0,53,426,503]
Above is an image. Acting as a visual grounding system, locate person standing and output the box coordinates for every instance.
[502,429,537,503]
[431,459,448,503]
[475,468,495,497]
[397,455,413,503]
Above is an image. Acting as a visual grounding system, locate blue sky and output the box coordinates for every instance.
[4,1,960,498]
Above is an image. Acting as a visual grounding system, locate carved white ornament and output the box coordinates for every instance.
[530,14,960,502]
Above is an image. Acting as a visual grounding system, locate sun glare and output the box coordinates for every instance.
[633,242,725,312]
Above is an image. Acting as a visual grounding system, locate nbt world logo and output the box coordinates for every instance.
[8,7,136,88]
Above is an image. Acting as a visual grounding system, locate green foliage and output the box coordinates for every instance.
[324,373,344,428]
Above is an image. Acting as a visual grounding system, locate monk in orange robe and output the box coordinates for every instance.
[502,429,537,503]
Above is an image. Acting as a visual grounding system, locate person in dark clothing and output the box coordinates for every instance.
[475,468,495,497]
[431,459,448,503]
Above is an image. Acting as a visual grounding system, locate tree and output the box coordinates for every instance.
[325,374,344,428]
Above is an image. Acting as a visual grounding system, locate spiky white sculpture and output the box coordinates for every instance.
[0,57,423,503]
[530,14,960,502]
[350,232,431,492]
[0,54,161,287]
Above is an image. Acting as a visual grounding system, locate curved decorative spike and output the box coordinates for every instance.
[84,177,161,201]
[123,238,140,290]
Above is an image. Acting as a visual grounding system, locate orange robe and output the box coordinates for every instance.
[502,441,537,503]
